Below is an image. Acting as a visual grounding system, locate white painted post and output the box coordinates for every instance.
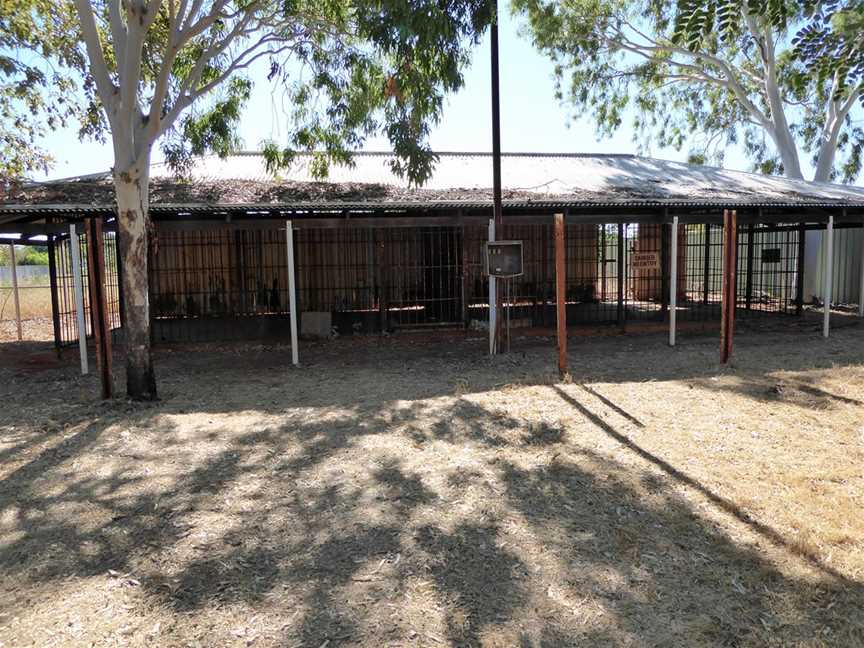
[8,244,22,341]
[823,215,834,339]
[69,225,89,374]
[286,220,299,366]
[669,216,678,347]
[488,218,497,355]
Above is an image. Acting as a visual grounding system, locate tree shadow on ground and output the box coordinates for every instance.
[1,330,864,645]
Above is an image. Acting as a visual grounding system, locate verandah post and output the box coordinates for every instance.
[286,220,299,366]
[669,215,679,347]
[554,212,567,377]
[858,213,864,318]
[720,209,737,364]
[70,223,89,375]
[488,218,497,355]
[85,217,113,399]
[823,214,834,338]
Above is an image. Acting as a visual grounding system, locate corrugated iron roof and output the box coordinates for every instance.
[3,152,864,217]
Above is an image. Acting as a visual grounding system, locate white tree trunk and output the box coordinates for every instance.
[114,155,157,400]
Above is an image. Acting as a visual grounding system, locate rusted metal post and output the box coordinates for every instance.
[47,236,62,353]
[8,243,22,341]
[86,218,113,398]
[554,213,567,376]
[720,210,737,364]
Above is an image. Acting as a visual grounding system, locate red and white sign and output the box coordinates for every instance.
[632,252,660,271]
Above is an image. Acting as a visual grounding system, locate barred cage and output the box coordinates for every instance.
[52,229,121,347]
[145,219,814,343]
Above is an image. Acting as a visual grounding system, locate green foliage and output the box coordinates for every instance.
[0,245,48,265]
[0,1,87,180]
[513,0,864,182]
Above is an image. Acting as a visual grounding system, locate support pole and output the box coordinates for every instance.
[488,218,497,355]
[286,220,299,366]
[669,215,679,347]
[85,218,113,398]
[47,236,62,354]
[823,214,833,339]
[554,213,567,377]
[69,224,89,375]
[617,222,625,329]
[859,217,864,318]
[8,244,21,341]
[720,210,737,364]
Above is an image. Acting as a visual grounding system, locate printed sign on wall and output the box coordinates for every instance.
[632,251,661,271]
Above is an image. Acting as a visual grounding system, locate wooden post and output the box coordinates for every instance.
[669,215,679,346]
[720,210,737,364]
[70,224,89,375]
[554,213,567,376]
[85,218,113,398]
[8,244,22,341]
[286,221,299,366]
[823,214,834,338]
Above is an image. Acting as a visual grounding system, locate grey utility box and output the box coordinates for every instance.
[485,241,524,278]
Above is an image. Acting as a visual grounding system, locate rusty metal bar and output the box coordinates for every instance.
[617,222,625,328]
[720,209,737,364]
[85,218,113,398]
[554,213,567,376]
[47,235,62,353]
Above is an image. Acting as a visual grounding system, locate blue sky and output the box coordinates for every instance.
[40,8,753,181]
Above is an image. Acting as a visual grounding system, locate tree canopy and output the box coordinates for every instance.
[513,0,864,183]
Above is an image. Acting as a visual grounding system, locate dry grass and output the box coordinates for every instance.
[1,324,864,647]
[0,286,53,320]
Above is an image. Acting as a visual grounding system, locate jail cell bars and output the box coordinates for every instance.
[53,229,122,346]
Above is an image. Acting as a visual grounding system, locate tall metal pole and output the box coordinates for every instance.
[8,244,21,341]
[489,0,503,354]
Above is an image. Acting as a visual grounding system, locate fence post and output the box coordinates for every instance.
[617,222,625,329]
[8,244,22,341]
[823,214,834,338]
[669,215,679,346]
[554,213,567,377]
[69,224,89,375]
[720,210,737,364]
[286,220,299,366]
[47,236,62,353]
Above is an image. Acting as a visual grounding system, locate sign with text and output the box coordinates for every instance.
[632,251,660,271]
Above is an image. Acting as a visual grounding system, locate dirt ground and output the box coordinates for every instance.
[1,323,864,647]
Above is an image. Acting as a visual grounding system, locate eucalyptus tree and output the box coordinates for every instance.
[61,0,491,400]
[512,0,863,183]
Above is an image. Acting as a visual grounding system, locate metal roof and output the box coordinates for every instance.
[3,152,864,221]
